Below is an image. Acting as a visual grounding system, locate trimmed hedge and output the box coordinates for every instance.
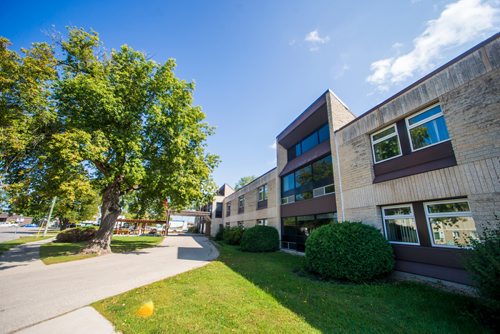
[305,222,394,282]
[223,226,244,245]
[56,226,97,243]
[214,224,224,241]
[241,225,279,252]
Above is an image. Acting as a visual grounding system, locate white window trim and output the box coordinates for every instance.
[424,199,474,249]
[313,184,335,198]
[370,124,403,164]
[405,104,451,152]
[381,204,420,245]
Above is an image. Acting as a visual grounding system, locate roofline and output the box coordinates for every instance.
[335,32,500,133]
[276,89,330,140]
[231,167,277,195]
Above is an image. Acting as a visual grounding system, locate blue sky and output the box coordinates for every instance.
[1,0,498,187]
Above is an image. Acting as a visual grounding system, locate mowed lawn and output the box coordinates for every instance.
[93,243,490,334]
[40,236,164,265]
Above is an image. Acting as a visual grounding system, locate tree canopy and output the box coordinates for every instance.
[0,28,219,252]
[234,176,256,190]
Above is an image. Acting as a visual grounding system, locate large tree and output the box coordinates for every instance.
[234,175,256,190]
[1,28,219,253]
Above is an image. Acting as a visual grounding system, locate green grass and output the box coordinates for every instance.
[0,235,54,255]
[39,236,164,265]
[93,243,491,334]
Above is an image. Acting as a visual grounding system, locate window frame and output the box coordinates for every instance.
[258,184,268,202]
[238,195,245,212]
[370,124,403,164]
[405,104,451,152]
[226,201,231,217]
[381,204,420,245]
[424,199,475,249]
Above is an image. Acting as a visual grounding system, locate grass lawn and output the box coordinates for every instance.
[93,243,491,334]
[40,236,164,265]
[0,235,54,255]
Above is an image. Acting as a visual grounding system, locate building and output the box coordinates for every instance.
[206,33,499,286]
[198,183,234,236]
[221,168,279,234]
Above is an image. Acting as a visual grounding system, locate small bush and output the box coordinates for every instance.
[241,225,279,252]
[305,221,394,282]
[223,226,244,245]
[56,226,97,243]
[464,225,500,315]
[214,224,224,241]
[187,225,199,233]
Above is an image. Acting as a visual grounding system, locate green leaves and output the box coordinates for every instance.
[1,27,219,224]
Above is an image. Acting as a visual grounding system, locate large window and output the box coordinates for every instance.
[281,213,337,252]
[424,199,477,248]
[238,196,245,213]
[258,184,268,201]
[288,123,330,160]
[406,104,450,151]
[371,124,402,163]
[382,204,419,245]
[215,202,223,218]
[281,155,334,204]
[226,202,231,217]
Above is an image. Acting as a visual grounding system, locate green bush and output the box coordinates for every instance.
[241,225,279,252]
[464,226,500,314]
[305,221,394,282]
[214,224,224,241]
[223,226,244,245]
[187,225,199,233]
[56,226,97,243]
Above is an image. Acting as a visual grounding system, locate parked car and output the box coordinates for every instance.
[22,223,38,228]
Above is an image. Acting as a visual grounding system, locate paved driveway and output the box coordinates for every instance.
[0,235,218,334]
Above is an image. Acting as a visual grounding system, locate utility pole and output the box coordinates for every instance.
[43,196,57,237]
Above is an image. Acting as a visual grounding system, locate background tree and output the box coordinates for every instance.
[234,175,256,190]
[1,28,219,254]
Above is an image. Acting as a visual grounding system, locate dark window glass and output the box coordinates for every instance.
[282,173,295,193]
[295,143,302,157]
[301,132,319,154]
[215,202,223,218]
[295,165,313,201]
[312,155,333,188]
[281,213,336,252]
[409,116,450,150]
[226,202,231,216]
[318,124,330,143]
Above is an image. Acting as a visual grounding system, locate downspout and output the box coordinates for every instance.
[334,131,345,222]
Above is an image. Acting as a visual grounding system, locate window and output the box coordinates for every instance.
[294,165,313,201]
[312,155,334,197]
[287,123,329,161]
[424,199,477,248]
[257,219,268,226]
[215,202,223,218]
[406,104,450,151]
[237,221,243,227]
[281,212,336,252]
[238,195,245,213]
[281,173,295,204]
[258,184,268,201]
[371,124,402,163]
[226,202,231,217]
[382,205,419,245]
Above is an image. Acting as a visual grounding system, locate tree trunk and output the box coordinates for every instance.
[60,217,70,231]
[81,177,122,255]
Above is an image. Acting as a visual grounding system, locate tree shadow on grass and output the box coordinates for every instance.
[216,243,488,334]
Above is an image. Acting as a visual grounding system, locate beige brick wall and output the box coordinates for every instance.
[333,37,500,233]
[220,169,279,235]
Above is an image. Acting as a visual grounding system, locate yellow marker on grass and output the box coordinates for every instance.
[137,301,154,318]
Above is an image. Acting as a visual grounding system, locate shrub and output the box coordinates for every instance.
[464,225,500,314]
[214,224,224,241]
[187,225,199,233]
[56,226,97,243]
[241,225,279,252]
[305,221,394,282]
[223,226,244,245]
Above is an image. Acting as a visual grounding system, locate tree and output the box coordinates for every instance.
[234,176,256,190]
[0,28,219,254]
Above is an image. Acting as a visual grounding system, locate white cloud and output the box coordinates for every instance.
[304,29,330,51]
[367,0,499,91]
[269,141,277,150]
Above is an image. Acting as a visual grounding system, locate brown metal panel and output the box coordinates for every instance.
[413,202,432,247]
[281,194,336,217]
[373,157,457,183]
[392,244,469,269]
[395,260,472,285]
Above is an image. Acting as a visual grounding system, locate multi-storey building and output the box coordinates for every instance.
[205,34,499,286]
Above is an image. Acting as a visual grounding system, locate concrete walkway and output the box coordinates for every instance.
[0,235,218,334]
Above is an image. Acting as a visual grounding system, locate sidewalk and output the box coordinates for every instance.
[0,235,218,333]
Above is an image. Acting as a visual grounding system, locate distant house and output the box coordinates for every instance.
[0,213,33,225]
